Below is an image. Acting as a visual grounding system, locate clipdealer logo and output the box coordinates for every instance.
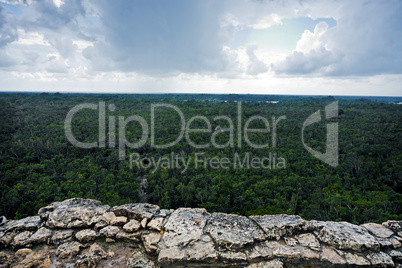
[302,101,339,167]
[64,101,338,170]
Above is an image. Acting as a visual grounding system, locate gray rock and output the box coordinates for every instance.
[10,231,32,247]
[113,203,160,221]
[74,255,101,268]
[366,251,394,267]
[110,216,127,226]
[205,213,266,250]
[158,235,216,264]
[28,227,52,244]
[2,199,402,268]
[158,246,187,264]
[86,242,107,257]
[343,252,371,266]
[284,237,298,246]
[94,220,108,231]
[247,260,284,268]
[162,207,209,248]
[141,218,148,229]
[127,251,156,268]
[38,198,110,228]
[388,249,402,260]
[311,221,379,251]
[0,216,41,233]
[320,246,346,265]
[362,222,394,238]
[299,247,320,261]
[147,217,163,231]
[0,231,15,247]
[294,233,321,251]
[376,236,402,248]
[99,225,120,238]
[142,231,162,252]
[250,214,304,240]
[50,229,74,245]
[123,219,141,233]
[247,241,274,260]
[75,229,98,242]
[383,220,402,234]
[185,236,217,262]
[266,241,301,260]
[0,251,12,266]
[57,241,83,259]
[13,249,52,267]
[100,211,116,224]
[158,209,172,218]
[75,243,107,268]
[116,230,141,242]
[218,250,247,262]
[0,216,6,226]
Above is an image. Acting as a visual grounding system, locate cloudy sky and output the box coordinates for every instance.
[0,0,401,96]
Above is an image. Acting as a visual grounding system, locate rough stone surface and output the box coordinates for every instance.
[116,230,140,242]
[311,221,379,251]
[127,251,156,268]
[294,233,321,251]
[247,241,274,260]
[250,214,304,240]
[247,259,284,268]
[162,207,209,248]
[100,211,116,224]
[206,212,266,250]
[38,198,110,228]
[75,229,98,242]
[113,203,160,221]
[0,216,41,233]
[99,226,120,238]
[389,249,402,260]
[141,218,148,229]
[343,251,371,266]
[366,251,394,266]
[13,250,52,268]
[383,220,402,234]
[50,229,74,245]
[57,241,83,258]
[75,243,106,268]
[320,247,346,265]
[28,227,52,244]
[123,219,141,233]
[147,217,163,231]
[0,198,400,267]
[142,231,162,252]
[0,231,15,247]
[10,231,32,247]
[362,222,395,238]
[110,216,128,226]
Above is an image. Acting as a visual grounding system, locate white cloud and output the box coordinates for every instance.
[53,0,63,8]
[251,13,282,29]
[0,0,401,96]
[272,47,338,75]
[295,21,328,53]
[72,40,93,51]
[270,21,337,75]
[246,45,268,75]
[272,0,402,76]
[0,0,31,5]
[13,29,49,45]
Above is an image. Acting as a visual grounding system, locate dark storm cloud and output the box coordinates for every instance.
[83,0,235,75]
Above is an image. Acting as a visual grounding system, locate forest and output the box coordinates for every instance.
[0,93,401,224]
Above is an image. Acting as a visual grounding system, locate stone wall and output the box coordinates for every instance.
[0,198,401,267]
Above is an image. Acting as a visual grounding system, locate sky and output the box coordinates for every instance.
[0,0,401,96]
